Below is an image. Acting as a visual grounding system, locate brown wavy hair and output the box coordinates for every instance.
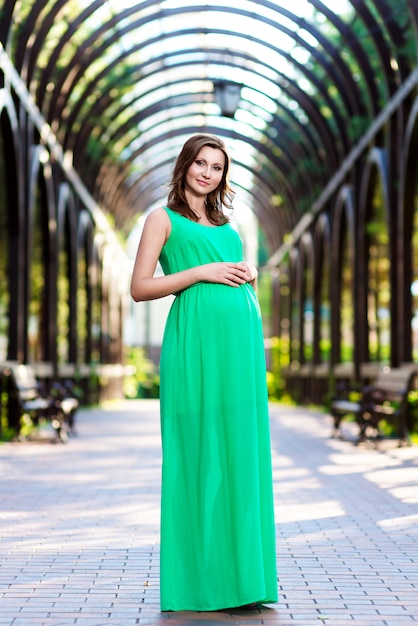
[167,134,235,225]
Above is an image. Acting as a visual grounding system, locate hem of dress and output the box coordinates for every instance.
[160,596,279,612]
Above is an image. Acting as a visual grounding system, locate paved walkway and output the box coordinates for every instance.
[0,401,417,626]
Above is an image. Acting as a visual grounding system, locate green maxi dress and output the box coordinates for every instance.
[158,207,278,612]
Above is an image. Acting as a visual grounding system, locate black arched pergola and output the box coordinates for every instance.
[4,1,412,247]
[1,0,418,411]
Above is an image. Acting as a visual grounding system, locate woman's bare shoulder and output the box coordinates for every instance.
[142,207,171,242]
[145,206,170,225]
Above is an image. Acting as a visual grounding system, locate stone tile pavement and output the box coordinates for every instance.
[0,400,417,626]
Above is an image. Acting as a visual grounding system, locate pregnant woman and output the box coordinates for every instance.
[130,134,278,612]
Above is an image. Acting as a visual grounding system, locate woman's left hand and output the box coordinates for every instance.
[237,262,258,287]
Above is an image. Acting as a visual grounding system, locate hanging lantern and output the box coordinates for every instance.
[213,80,242,118]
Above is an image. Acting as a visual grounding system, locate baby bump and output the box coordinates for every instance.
[160,281,265,407]
[178,282,260,323]
[161,283,262,354]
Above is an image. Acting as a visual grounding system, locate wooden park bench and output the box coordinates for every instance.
[330,365,418,445]
[3,363,79,442]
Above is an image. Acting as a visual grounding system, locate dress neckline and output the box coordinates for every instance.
[166,206,226,229]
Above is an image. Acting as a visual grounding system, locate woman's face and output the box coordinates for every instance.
[184,146,225,199]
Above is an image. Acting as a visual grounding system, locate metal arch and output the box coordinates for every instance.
[96,114,300,200]
[70,66,335,211]
[356,147,391,364]
[330,184,356,367]
[0,87,20,160]
[369,0,414,81]
[39,6,365,132]
[298,231,315,368]
[309,0,381,114]
[57,182,77,252]
[11,0,46,72]
[56,181,79,363]
[79,98,318,221]
[0,0,16,48]
[358,148,390,230]
[46,36,341,215]
[312,212,331,366]
[66,26,351,155]
[265,1,367,117]
[78,76,322,211]
[409,0,418,32]
[25,0,387,123]
[102,135,294,219]
[93,79,329,182]
[76,113,336,221]
[54,37,360,148]
[218,0,367,118]
[77,209,95,254]
[32,0,105,107]
[0,86,25,360]
[49,41,356,232]
[50,22,344,161]
[402,94,418,184]
[13,0,66,82]
[26,145,58,364]
[349,0,401,95]
[288,242,304,365]
[399,95,418,362]
[59,42,342,215]
[75,96,324,201]
[67,50,345,169]
[6,0,414,248]
[19,1,371,233]
[313,212,332,273]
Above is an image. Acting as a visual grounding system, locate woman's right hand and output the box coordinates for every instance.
[198,262,248,287]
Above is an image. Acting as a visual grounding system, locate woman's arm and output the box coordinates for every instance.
[130,208,251,302]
